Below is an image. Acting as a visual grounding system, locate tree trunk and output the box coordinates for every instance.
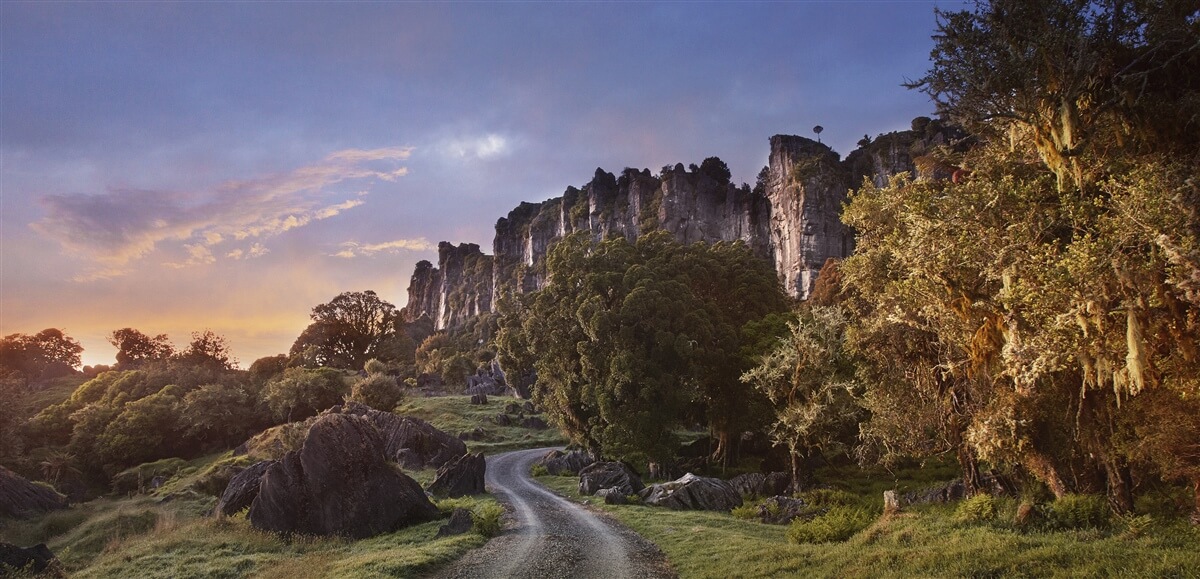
[789,451,803,496]
[1103,458,1134,514]
[711,430,730,470]
[957,444,982,497]
[1024,449,1068,499]
[1191,478,1200,526]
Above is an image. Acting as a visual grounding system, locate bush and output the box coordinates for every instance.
[786,506,874,544]
[802,488,862,508]
[472,503,505,537]
[530,464,549,477]
[263,367,347,422]
[1045,494,1111,530]
[731,503,759,520]
[348,374,403,411]
[954,494,998,524]
[363,358,388,376]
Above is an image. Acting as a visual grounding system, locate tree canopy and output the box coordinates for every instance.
[290,290,407,370]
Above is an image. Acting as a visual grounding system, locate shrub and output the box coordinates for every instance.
[363,358,388,376]
[530,464,549,477]
[786,506,873,544]
[1045,494,1111,530]
[348,374,402,412]
[731,503,759,520]
[802,488,862,508]
[263,367,347,422]
[954,494,998,524]
[472,503,505,537]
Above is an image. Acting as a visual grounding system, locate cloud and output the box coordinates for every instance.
[226,243,270,260]
[442,134,511,160]
[31,147,411,273]
[332,238,435,258]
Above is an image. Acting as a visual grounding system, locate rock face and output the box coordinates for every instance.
[728,471,791,498]
[578,462,643,496]
[638,473,743,512]
[427,453,486,498]
[400,129,958,334]
[0,542,57,574]
[215,460,276,517]
[535,449,597,476]
[333,402,467,470]
[248,413,439,538]
[755,496,810,524]
[0,466,67,519]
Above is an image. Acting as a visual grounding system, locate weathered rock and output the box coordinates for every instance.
[901,473,1012,507]
[436,508,474,538]
[215,460,276,517]
[579,462,643,496]
[535,449,597,476]
[504,402,522,414]
[458,427,487,441]
[756,495,812,524]
[596,487,628,505]
[883,490,901,514]
[428,453,486,498]
[639,473,743,512]
[493,414,513,427]
[728,471,791,498]
[522,401,538,414]
[0,466,67,519]
[333,402,467,470]
[520,416,548,430]
[0,542,57,574]
[470,393,488,405]
[248,413,439,538]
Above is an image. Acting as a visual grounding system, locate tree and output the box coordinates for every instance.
[348,374,403,412]
[108,328,174,368]
[175,330,236,369]
[290,291,401,369]
[0,329,84,384]
[699,156,732,186]
[742,307,865,490]
[263,367,348,423]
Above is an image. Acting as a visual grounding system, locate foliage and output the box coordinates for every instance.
[954,494,998,524]
[248,354,289,383]
[174,330,236,370]
[1044,494,1111,531]
[289,290,408,370]
[347,373,403,412]
[263,367,348,423]
[698,156,732,186]
[471,502,505,538]
[0,328,84,384]
[786,506,874,544]
[498,231,786,464]
[107,328,173,369]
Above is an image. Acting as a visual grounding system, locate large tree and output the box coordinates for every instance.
[290,290,404,370]
[108,328,174,368]
[0,328,84,385]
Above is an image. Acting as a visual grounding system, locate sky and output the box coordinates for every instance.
[1,1,963,368]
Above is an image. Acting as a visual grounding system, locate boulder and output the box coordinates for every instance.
[333,402,467,470]
[493,414,513,427]
[579,462,643,496]
[215,460,276,517]
[522,401,538,414]
[436,508,475,538]
[756,495,811,524]
[520,416,548,430]
[504,402,523,414]
[728,471,791,498]
[0,542,57,574]
[0,466,67,519]
[534,449,597,476]
[248,413,439,538]
[639,473,743,511]
[428,453,486,498]
[458,427,487,441]
[596,487,628,505]
[470,393,488,405]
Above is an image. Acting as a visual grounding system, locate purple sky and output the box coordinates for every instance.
[1,1,963,367]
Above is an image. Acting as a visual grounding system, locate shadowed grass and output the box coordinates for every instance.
[536,473,1200,578]
[396,394,567,454]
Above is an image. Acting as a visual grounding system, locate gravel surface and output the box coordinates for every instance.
[433,447,676,579]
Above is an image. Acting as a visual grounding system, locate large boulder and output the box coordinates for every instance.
[579,462,643,496]
[0,466,67,519]
[427,453,486,498]
[755,496,811,524]
[0,542,57,574]
[596,487,628,505]
[333,402,467,470]
[436,508,474,538]
[535,449,597,476]
[215,460,276,517]
[639,473,743,511]
[248,413,439,538]
[728,471,791,498]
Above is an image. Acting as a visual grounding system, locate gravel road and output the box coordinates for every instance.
[433,447,676,579]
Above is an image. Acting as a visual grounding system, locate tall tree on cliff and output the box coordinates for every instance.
[290,290,408,370]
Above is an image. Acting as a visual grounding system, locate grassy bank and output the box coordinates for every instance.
[397,394,566,454]
[536,474,1200,578]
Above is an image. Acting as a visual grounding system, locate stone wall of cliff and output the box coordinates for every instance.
[404,121,959,330]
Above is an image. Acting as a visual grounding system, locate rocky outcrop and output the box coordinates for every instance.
[728,471,791,499]
[215,460,275,517]
[638,473,743,511]
[436,508,475,537]
[535,449,597,476]
[596,487,628,505]
[427,453,486,498]
[755,495,811,524]
[578,462,643,496]
[403,121,964,326]
[0,543,58,575]
[0,466,67,519]
[248,413,438,538]
[331,402,467,470]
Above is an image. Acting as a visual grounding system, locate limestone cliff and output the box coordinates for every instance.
[405,122,953,330]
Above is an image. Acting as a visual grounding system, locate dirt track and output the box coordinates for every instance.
[433,447,675,579]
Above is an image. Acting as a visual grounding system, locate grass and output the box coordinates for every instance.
[536,472,1200,578]
[396,394,567,454]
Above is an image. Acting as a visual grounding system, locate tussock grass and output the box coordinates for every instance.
[396,395,566,454]
[536,472,1200,578]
